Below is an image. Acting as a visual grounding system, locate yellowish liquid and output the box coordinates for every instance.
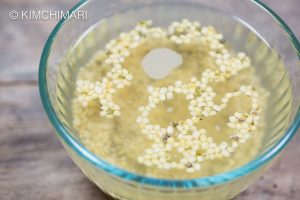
[72,35,268,179]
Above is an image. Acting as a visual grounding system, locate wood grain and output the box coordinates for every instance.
[0,85,111,200]
[0,0,299,199]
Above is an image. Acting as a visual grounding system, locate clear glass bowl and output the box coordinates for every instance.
[39,0,300,199]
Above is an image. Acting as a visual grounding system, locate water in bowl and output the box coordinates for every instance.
[56,3,292,179]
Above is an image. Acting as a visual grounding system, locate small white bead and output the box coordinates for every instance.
[166,126,174,134]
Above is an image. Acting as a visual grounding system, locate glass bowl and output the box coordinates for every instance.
[39,0,300,199]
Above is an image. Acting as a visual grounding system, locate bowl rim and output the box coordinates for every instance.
[39,0,300,188]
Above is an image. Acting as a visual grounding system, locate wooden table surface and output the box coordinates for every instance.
[0,1,299,199]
